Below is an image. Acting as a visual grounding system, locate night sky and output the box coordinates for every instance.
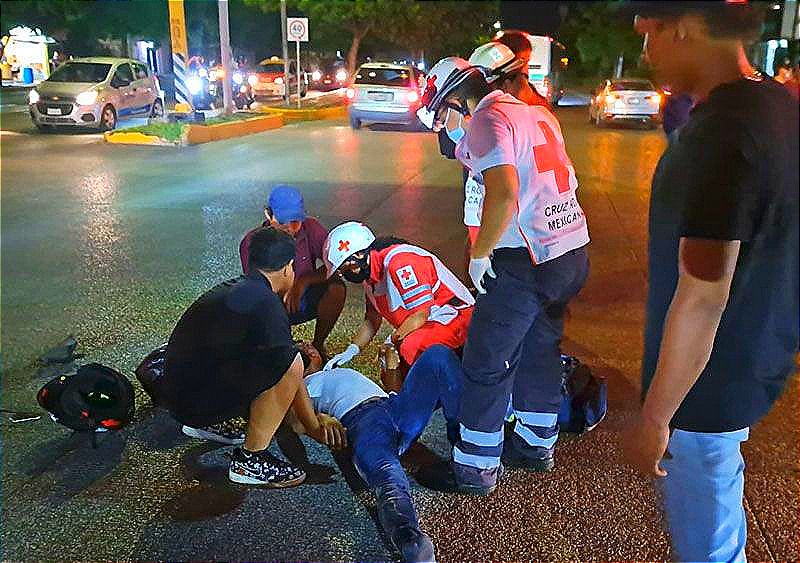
[500,1,568,36]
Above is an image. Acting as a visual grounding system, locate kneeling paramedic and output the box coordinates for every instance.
[297,342,463,563]
[321,222,474,392]
[418,57,590,493]
[163,227,346,488]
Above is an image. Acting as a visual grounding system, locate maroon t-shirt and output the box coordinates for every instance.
[240,217,329,278]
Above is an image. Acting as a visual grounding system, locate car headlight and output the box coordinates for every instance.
[274,76,284,85]
[187,76,203,95]
[335,69,347,82]
[247,74,258,86]
[311,70,322,81]
[28,89,40,104]
[76,90,99,106]
[233,71,244,85]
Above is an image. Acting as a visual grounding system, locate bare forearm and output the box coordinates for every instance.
[353,315,380,349]
[297,267,329,288]
[642,285,728,426]
[291,380,320,434]
[392,307,430,343]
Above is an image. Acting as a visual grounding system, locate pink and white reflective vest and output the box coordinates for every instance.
[456,91,590,264]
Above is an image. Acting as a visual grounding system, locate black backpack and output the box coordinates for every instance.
[37,363,135,432]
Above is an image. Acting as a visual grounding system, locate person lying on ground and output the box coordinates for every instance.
[291,341,464,563]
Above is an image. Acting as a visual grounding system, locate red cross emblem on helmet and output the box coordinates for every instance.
[420,74,438,108]
[338,240,350,253]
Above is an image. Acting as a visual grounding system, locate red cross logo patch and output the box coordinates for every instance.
[396,265,418,290]
[338,240,350,253]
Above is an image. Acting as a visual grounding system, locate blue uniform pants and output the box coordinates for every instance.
[661,428,750,563]
[454,247,588,479]
[340,346,463,547]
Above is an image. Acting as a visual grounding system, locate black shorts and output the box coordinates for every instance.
[163,348,297,428]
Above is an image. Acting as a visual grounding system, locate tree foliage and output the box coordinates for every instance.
[246,0,498,72]
[559,1,644,79]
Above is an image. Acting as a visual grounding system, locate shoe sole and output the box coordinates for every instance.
[182,425,245,445]
[228,469,306,488]
[583,410,608,433]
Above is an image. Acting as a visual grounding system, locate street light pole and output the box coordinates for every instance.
[218,0,234,115]
[280,0,290,107]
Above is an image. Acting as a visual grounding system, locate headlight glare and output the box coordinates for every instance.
[187,76,203,95]
[76,90,99,106]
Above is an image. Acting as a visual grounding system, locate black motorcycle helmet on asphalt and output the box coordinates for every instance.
[37,362,135,432]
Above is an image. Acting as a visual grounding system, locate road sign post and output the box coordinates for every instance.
[287,17,308,109]
[168,0,191,111]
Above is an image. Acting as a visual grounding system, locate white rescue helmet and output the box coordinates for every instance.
[323,221,376,278]
[469,42,527,84]
[416,56,483,130]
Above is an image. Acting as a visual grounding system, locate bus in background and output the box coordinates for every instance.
[525,34,567,105]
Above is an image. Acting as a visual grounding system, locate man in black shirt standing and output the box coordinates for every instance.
[164,227,346,488]
[624,2,799,561]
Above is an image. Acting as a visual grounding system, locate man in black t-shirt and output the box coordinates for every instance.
[164,227,346,488]
[624,2,799,561]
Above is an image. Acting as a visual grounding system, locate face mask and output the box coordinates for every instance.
[444,108,466,143]
[341,253,370,283]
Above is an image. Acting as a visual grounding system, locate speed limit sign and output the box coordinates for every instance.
[287,17,308,42]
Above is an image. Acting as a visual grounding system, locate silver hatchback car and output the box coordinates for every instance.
[29,57,164,132]
[346,63,424,129]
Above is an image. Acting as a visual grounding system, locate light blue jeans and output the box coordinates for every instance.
[661,427,750,563]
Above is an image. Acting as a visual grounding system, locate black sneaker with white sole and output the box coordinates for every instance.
[182,419,246,445]
[228,447,306,488]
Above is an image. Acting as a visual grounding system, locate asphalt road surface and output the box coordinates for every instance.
[1,93,797,562]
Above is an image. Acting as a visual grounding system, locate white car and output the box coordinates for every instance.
[589,78,662,129]
[346,63,424,130]
[29,57,164,132]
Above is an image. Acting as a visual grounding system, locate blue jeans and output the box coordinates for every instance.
[661,428,749,563]
[340,346,463,547]
[454,247,589,482]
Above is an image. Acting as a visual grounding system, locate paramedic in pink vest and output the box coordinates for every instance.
[418,57,590,494]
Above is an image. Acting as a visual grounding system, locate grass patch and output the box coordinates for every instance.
[203,112,262,126]
[123,122,185,142]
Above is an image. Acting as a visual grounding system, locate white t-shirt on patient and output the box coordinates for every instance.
[305,368,388,421]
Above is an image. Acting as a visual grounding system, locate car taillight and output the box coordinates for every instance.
[346,88,355,99]
[406,90,419,103]
[647,93,661,104]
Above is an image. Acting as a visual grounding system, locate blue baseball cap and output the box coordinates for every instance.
[268,185,306,224]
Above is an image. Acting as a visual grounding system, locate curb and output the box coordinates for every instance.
[104,114,284,147]
[184,113,284,145]
[256,104,347,122]
[104,130,172,146]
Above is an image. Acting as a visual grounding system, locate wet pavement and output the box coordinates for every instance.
[1,102,797,562]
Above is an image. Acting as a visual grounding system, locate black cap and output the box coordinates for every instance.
[247,226,296,273]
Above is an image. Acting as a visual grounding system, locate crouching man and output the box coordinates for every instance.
[295,342,463,563]
[162,227,346,487]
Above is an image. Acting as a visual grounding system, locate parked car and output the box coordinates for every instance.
[346,63,423,130]
[249,56,307,99]
[28,57,163,132]
[310,59,349,91]
[589,78,662,129]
